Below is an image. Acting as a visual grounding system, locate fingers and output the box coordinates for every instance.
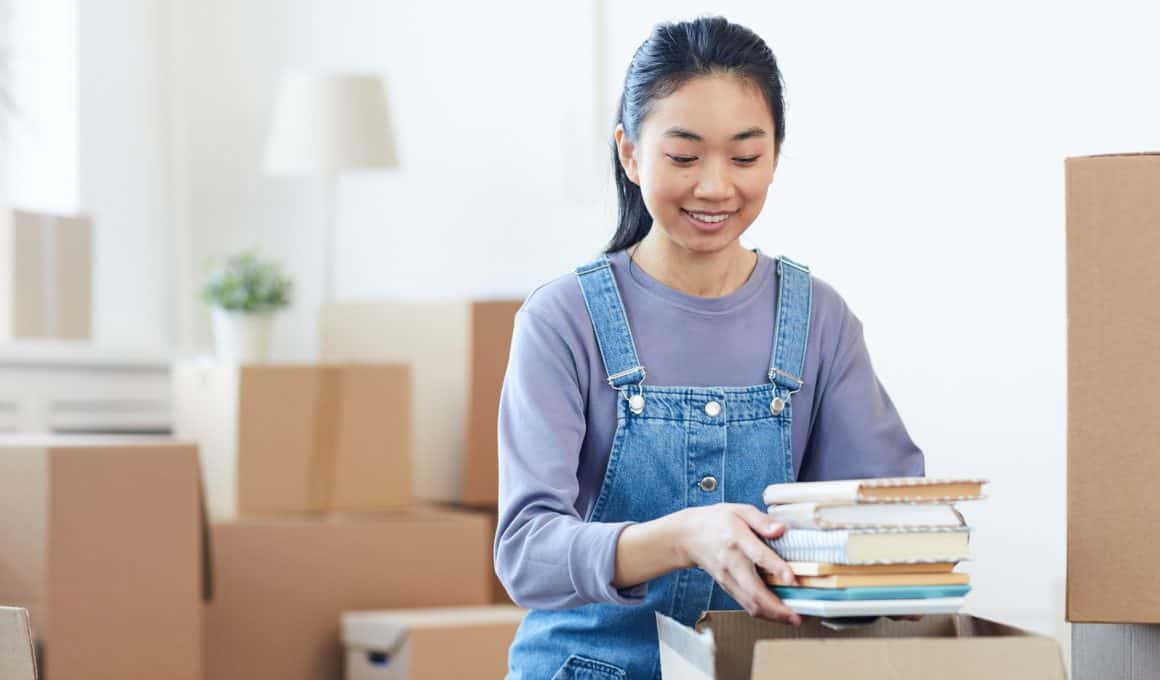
[735,504,787,540]
[738,532,797,587]
[726,561,802,626]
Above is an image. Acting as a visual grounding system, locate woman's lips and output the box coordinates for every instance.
[682,209,734,232]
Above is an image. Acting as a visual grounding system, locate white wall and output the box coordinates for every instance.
[112,0,1160,660]
[169,0,612,360]
[7,0,78,212]
[76,0,173,349]
[4,0,173,349]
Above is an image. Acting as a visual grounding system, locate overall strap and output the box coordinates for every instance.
[768,256,812,394]
[575,255,646,390]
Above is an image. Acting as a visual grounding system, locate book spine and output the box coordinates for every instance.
[768,544,850,564]
[767,529,851,564]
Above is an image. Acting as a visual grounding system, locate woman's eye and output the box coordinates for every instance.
[666,154,697,165]
[735,156,760,164]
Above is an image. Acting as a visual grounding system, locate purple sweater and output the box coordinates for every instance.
[494,249,924,609]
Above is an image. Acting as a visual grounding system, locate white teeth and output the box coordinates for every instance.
[687,211,730,223]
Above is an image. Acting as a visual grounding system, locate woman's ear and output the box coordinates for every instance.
[615,124,641,185]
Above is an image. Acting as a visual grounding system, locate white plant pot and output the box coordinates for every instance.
[210,307,275,363]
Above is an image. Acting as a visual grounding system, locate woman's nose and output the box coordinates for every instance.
[693,160,734,200]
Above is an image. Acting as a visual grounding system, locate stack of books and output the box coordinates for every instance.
[761,477,986,618]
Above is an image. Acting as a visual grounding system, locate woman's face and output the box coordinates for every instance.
[616,74,778,255]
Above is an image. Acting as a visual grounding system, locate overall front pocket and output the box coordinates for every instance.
[550,654,628,680]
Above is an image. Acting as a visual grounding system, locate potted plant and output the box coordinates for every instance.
[200,251,293,362]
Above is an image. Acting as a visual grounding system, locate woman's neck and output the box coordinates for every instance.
[630,233,758,298]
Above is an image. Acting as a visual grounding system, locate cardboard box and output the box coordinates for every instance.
[342,605,525,680]
[320,300,521,505]
[206,508,492,680]
[173,361,411,519]
[0,607,37,680]
[480,509,513,605]
[0,436,205,680]
[658,611,1065,679]
[1067,153,1160,623]
[1073,622,1160,679]
[0,209,92,341]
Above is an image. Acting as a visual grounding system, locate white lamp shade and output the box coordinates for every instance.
[263,73,398,176]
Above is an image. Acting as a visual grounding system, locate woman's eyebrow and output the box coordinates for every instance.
[662,126,768,142]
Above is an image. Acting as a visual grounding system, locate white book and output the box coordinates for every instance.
[763,477,986,506]
[768,527,971,565]
[779,596,967,618]
[767,502,965,530]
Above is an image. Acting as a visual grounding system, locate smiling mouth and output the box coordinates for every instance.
[682,209,736,227]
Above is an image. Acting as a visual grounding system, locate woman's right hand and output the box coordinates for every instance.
[675,503,803,626]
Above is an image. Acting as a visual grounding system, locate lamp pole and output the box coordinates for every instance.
[321,172,338,304]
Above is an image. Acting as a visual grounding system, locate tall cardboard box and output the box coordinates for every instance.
[342,605,525,680]
[0,210,92,341]
[658,611,1066,679]
[1067,153,1160,623]
[173,362,411,519]
[321,300,521,505]
[480,509,513,604]
[0,436,204,680]
[207,508,492,680]
[0,607,37,680]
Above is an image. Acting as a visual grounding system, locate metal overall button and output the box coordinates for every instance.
[704,400,722,417]
[628,393,645,414]
[770,397,786,415]
[699,475,718,492]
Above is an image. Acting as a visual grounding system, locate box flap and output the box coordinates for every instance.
[752,637,1065,679]
[656,613,716,680]
[0,607,37,680]
[1068,151,1160,160]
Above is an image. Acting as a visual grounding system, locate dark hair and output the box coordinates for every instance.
[607,16,787,253]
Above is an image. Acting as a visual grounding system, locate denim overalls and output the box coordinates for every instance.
[506,253,812,680]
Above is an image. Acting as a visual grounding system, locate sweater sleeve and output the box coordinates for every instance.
[801,300,925,481]
[493,306,647,609]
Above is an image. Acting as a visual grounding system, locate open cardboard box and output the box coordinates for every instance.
[658,611,1066,679]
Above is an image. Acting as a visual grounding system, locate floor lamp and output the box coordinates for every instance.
[263,74,398,303]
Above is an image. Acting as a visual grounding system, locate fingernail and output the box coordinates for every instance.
[767,523,780,533]
[781,570,795,585]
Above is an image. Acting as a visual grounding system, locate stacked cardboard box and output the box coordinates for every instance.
[0,436,205,680]
[320,299,523,606]
[1067,153,1160,676]
[207,509,493,680]
[173,362,413,519]
[342,605,526,680]
[320,300,521,507]
[0,210,92,341]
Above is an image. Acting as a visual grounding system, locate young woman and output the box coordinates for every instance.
[495,16,923,680]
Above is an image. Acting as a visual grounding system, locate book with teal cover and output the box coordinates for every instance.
[770,584,971,601]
